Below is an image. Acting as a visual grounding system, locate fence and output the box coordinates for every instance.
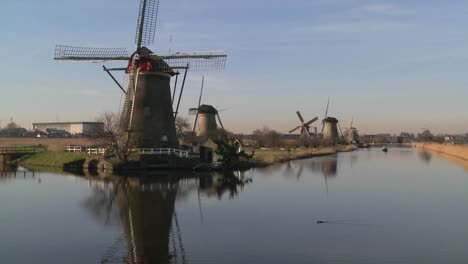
[66,146,106,155]
[137,148,189,158]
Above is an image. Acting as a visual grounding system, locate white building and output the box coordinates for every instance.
[32,122,104,136]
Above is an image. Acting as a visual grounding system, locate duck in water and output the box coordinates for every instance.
[317,220,329,224]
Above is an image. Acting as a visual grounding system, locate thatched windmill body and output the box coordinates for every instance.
[347,118,360,144]
[323,117,339,143]
[194,105,224,137]
[289,111,318,139]
[54,0,227,148]
[189,76,225,138]
[320,98,340,144]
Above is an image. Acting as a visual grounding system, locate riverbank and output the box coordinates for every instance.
[0,138,103,151]
[15,151,88,169]
[245,144,358,167]
[14,145,358,172]
[413,143,468,161]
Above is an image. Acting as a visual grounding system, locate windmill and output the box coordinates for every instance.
[189,76,225,138]
[320,98,340,144]
[347,117,360,144]
[289,111,318,139]
[320,97,330,134]
[54,0,227,149]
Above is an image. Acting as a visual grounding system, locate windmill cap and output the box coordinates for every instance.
[130,47,176,75]
[323,117,338,123]
[198,104,218,114]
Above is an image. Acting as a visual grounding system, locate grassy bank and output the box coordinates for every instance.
[16,151,88,168]
[413,143,468,161]
[14,145,358,171]
[247,145,357,166]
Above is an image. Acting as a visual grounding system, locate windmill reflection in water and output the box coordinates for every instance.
[83,171,251,264]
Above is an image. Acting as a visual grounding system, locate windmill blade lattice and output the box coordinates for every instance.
[135,0,160,48]
[151,51,227,71]
[54,45,129,62]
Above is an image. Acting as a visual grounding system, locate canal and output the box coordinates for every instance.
[1,148,467,263]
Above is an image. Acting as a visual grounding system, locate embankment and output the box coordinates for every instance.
[0,138,104,151]
[413,143,468,161]
[16,151,88,169]
[250,145,357,166]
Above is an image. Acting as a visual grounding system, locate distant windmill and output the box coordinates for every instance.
[347,117,360,144]
[320,98,340,144]
[321,97,330,134]
[189,76,225,137]
[289,111,318,139]
[54,0,227,148]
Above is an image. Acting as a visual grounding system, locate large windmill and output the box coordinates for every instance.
[189,76,225,138]
[54,0,227,149]
[289,111,318,139]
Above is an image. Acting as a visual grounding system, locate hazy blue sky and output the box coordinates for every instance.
[1,0,467,134]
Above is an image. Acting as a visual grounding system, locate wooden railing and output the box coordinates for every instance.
[66,146,106,155]
[66,146,190,157]
[137,148,189,158]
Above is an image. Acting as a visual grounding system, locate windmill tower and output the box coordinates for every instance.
[189,76,225,138]
[54,0,227,149]
[323,117,339,143]
[320,98,340,144]
[195,105,224,137]
[289,111,318,140]
[347,117,360,144]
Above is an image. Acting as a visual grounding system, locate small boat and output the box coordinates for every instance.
[381,146,388,152]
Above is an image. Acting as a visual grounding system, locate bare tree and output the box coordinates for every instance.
[175,116,191,139]
[253,127,282,148]
[96,112,135,162]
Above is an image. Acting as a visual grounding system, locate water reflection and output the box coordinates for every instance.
[2,149,468,263]
[418,150,433,163]
[0,166,39,183]
[83,171,250,264]
[289,156,338,179]
[199,171,251,199]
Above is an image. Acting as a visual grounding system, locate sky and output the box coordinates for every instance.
[0,0,467,134]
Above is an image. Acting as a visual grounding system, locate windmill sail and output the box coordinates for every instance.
[321,97,330,133]
[289,111,318,137]
[54,45,129,62]
[135,0,160,48]
[54,45,227,71]
[151,51,227,71]
[193,76,205,133]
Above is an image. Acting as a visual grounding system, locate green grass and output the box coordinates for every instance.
[17,151,88,168]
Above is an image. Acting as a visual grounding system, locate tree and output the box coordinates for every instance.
[252,127,282,148]
[6,122,19,129]
[0,122,27,137]
[96,112,135,162]
[418,129,433,142]
[175,116,190,139]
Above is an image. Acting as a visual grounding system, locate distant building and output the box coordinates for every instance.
[32,122,104,136]
[444,136,466,145]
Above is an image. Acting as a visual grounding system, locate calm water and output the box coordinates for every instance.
[1,148,468,264]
